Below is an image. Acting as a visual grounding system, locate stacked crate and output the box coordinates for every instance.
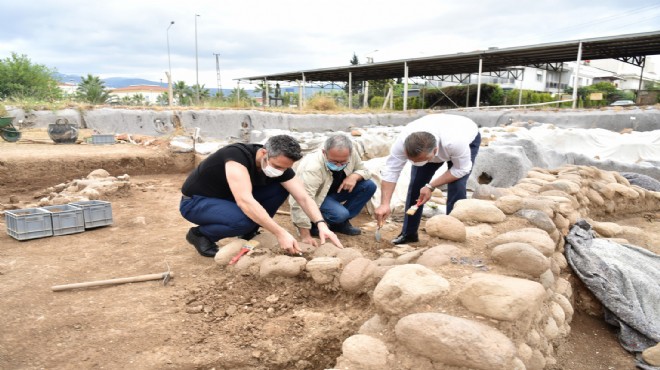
[5,200,113,241]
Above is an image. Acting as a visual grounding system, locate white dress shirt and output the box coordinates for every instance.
[381,114,479,183]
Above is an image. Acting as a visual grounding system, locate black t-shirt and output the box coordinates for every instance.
[327,169,347,195]
[181,143,295,200]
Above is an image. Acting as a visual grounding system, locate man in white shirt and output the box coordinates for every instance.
[375,114,481,244]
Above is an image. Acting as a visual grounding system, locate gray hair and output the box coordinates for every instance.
[264,135,303,161]
[404,132,436,157]
[323,134,353,154]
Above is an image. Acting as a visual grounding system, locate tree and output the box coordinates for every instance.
[76,74,112,104]
[173,81,192,105]
[191,84,211,103]
[0,53,61,100]
[344,53,362,96]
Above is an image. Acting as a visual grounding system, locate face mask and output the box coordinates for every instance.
[262,155,284,178]
[411,160,428,167]
[326,161,347,172]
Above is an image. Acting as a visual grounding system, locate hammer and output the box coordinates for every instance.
[51,263,173,292]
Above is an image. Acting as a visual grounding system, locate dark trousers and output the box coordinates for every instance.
[401,132,481,235]
[320,179,377,224]
[179,182,288,242]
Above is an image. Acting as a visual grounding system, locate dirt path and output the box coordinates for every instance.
[0,140,656,369]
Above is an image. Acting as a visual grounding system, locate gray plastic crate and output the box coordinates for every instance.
[5,208,53,241]
[69,200,113,228]
[41,204,85,236]
[91,134,115,145]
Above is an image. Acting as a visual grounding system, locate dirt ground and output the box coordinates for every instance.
[0,136,658,370]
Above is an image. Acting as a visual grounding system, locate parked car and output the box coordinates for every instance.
[610,100,635,106]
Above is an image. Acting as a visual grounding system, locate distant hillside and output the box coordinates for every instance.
[53,73,343,97]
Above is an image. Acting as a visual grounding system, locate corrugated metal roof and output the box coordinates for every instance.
[237,31,660,83]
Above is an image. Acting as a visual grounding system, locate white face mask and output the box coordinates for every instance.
[262,155,284,178]
[411,160,428,167]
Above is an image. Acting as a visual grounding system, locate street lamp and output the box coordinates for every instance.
[195,14,200,105]
[166,21,174,107]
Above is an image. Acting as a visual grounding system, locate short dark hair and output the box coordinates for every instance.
[404,132,436,157]
[324,134,353,154]
[264,135,303,161]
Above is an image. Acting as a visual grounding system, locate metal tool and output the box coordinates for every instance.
[375,221,382,242]
[229,240,259,265]
[52,262,173,292]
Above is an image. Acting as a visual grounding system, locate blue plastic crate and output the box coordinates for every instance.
[5,208,53,241]
[69,200,113,228]
[91,134,115,145]
[41,204,85,236]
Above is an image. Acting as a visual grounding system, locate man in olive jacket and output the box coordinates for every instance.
[289,134,376,246]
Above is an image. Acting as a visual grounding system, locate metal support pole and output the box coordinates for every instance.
[572,41,583,109]
[363,81,369,108]
[348,72,352,109]
[466,75,470,107]
[166,21,174,107]
[265,78,269,107]
[476,58,483,108]
[195,14,200,105]
[403,62,409,111]
[300,73,305,110]
[636,57,646,104]
[518,69,525,106]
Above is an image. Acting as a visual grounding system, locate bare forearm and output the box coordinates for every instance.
[380,181,397,206]
[429,172,460,188]
[237,198,287,237]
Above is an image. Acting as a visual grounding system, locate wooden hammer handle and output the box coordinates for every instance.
[51,272,173,292]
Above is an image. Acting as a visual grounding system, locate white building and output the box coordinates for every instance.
[110,85,167,104]
[427,57,659,95]
[58,82,77,96]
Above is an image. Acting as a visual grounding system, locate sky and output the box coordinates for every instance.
[1,0,659,90]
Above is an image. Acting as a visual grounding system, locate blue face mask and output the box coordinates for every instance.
[326,161,347,172]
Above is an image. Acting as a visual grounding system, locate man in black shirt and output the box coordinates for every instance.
[180,135,343,257]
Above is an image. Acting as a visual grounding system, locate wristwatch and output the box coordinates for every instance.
[424,183,436,191]
[312,220,327,227]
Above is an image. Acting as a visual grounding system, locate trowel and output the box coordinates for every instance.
[375,221,383,242]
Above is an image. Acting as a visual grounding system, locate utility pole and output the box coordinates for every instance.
[213,53,222,97]
[166,21,175,107]
[194,14,200,105]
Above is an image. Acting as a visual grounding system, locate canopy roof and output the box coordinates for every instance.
[237,31,660,83]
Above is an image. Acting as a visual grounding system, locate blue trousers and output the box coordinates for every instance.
[402,132,481,235]
[320,179,377,224]
[179,183,288,242]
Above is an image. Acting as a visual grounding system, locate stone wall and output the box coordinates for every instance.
[6,107,659,140]
[209,165,660,370]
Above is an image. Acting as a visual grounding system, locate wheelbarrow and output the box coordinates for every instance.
[0,116,21,142]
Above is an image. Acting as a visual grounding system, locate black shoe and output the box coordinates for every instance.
[186,227,219,257]
[330,220,362,236]
[310,225,319,237]
[392,233,419,245]
[240,227,261,241]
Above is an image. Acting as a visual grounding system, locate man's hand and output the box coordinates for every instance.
[418,186,433,206]
[375,203,391,227]
[301,235,318,247]
[338,174,360,193]
[317,223,343,249]
[276,231,302,255]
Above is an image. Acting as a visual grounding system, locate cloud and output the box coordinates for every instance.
[1,0,658,88]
